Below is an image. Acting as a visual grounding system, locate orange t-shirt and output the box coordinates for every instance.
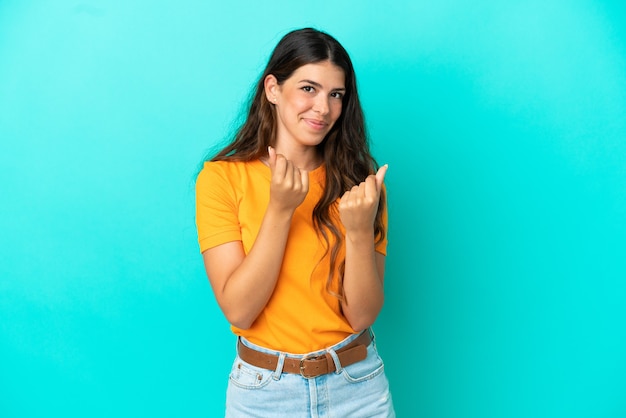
[195,159,387,353]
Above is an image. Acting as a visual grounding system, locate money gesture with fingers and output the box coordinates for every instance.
[338,165,387,234]
[267,146,310,213]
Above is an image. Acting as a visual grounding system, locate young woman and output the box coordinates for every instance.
[196,28,395,417]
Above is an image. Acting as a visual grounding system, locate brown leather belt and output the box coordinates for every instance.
[237,331,371,378]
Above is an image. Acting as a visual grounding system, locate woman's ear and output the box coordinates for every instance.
[264,74,279,104]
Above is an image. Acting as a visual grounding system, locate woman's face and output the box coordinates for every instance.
[266,60,346,150]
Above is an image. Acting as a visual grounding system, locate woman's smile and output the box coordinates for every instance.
[303,117,329,131]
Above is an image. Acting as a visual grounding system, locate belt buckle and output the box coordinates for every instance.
[299,354,318,379]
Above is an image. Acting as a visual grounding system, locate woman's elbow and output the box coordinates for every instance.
[345,307,382,333]
[221,306,256,330]
[348,316,376,333]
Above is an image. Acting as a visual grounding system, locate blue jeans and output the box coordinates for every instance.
[225,330,395,417]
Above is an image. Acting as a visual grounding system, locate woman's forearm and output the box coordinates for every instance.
[210,206,294,329]
[341,229,385,332]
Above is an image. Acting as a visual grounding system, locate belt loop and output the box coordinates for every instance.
[273,352,286,380]
[327,348,343,374]
[369,327,376,348]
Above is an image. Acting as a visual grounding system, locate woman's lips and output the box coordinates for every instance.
[304,118,328,130]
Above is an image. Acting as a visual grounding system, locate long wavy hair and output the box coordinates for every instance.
[211,28,385,299]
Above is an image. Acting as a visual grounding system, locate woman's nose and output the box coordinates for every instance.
[313,96,329,115]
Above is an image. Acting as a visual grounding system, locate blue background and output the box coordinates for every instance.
[1,1,625,417]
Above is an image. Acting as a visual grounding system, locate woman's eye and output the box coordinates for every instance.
[302,86,314,93]
[331,92,343,99]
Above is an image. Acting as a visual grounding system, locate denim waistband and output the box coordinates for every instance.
[238,328,373,359]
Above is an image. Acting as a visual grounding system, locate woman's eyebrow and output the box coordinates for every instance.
[299,79,346,91]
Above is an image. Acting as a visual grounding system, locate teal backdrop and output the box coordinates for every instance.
[1,1,625,417]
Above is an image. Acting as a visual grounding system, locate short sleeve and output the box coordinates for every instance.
[195,162,242,253]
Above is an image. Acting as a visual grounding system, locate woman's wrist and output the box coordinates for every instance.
[344,229,376,247]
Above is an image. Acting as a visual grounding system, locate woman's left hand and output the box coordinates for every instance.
[338,165,387,234]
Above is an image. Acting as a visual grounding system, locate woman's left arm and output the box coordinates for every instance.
[339,165,388,332]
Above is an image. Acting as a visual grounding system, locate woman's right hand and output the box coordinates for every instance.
[267,146,309,212]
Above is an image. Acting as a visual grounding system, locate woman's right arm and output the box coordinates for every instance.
[201,147,308,329]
